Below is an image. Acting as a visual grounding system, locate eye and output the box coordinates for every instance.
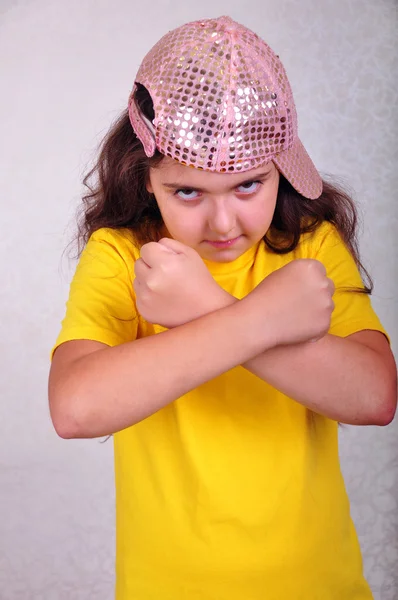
[175,188,201,201]
[236,180,262,194]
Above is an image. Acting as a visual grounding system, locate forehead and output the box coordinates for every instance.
[151,156,275,189]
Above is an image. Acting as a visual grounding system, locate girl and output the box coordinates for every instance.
[49,16,397,600]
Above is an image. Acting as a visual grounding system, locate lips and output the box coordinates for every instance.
[205,236,241,248]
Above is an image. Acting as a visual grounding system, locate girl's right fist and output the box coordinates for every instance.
[250,259,335,347]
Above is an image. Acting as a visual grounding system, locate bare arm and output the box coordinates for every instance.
[199,292,397,426]
[132,234,397,425]
[49,258,334,439]
[49,298,268,439]
[245,330,397,426]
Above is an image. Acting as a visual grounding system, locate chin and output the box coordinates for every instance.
[204,248,245,262]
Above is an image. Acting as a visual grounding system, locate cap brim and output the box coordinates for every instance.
[273,137,322,200]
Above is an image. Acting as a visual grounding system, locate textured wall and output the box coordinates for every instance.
[1,0,397,598]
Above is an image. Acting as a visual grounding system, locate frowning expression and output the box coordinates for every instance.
[147,157,280,262]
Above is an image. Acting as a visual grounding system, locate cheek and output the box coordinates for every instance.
[241,200,276,235]
[159,203,203,241]
[257,185,278,228]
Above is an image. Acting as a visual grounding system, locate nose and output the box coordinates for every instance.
[207,197,236,237]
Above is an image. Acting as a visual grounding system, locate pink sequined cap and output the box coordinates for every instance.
[128,16,322,199]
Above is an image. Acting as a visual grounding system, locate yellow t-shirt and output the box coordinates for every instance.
[53,221,386,600]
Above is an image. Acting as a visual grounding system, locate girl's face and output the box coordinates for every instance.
[147,157,280,262]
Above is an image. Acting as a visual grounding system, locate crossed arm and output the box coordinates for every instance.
[237,304,395,425]
[172,284,397,426]
[50,288,396,440]
[49,236,397,438]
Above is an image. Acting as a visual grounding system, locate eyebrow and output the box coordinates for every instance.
[161,169,273,192]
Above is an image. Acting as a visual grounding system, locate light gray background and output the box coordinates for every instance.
[1,0,397,598]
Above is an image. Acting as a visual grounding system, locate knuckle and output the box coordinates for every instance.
[161,259,173,275]
[140,242,156,257]
[147,278,157,291]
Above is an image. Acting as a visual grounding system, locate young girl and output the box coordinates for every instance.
[49,16,397,600]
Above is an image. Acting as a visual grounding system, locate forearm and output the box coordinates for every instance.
[51,298,271,439]
[245,334,393,425]
[200,290,394,424]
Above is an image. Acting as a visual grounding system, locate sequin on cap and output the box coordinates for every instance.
[128,16,322,200]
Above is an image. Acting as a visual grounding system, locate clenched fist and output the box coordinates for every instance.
[246,259,335,347]
[133,238,230,328]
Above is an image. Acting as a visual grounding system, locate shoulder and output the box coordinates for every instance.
[296,221,342,259]
[52,227,142,354]
[89,227,141,257]
[255,222,345,276]
[299,221,370,302]
[294,220,365,288]
[83,227,141,279]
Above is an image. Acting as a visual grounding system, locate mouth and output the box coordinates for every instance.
[205,236,241,249]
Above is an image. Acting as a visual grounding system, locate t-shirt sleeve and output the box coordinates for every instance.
[51,229,140,357]
[307,222,388,340]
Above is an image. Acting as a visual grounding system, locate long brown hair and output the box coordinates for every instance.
[78,87,372,293]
